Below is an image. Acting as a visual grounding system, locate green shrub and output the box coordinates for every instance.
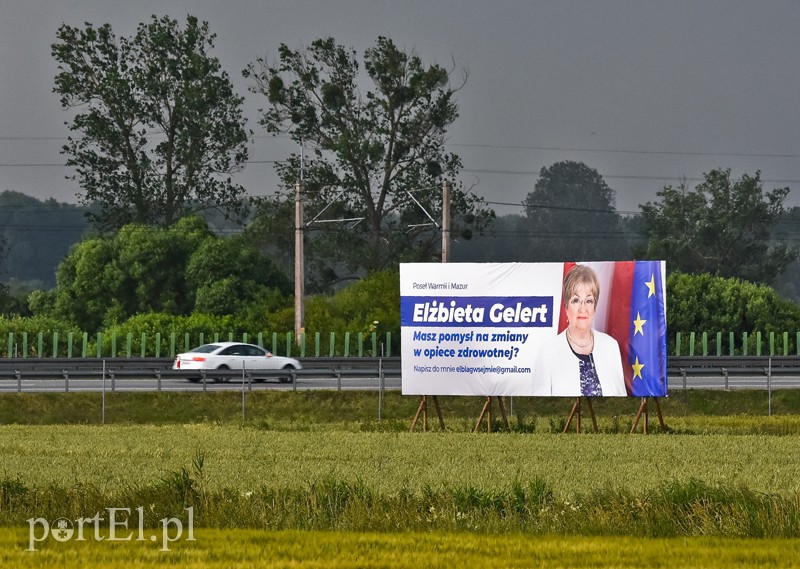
[0,315,81,357]
[667,272,800,354]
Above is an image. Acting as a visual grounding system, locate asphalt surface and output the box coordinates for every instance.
[0,372,795,393]
[0,375,396,393]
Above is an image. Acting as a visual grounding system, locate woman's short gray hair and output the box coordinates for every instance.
[562,265,600,308]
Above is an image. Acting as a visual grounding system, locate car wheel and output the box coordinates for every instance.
[279,365,295,384]
[213,364,229,383]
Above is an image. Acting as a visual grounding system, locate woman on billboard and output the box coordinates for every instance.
[532,265,627,396]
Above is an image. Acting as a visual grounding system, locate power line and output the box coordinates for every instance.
[3,133,799,159]
[0,162,66,167]
[7,195,800,227]
[3,135,800,187]
[450,142,800,159]
[485,200,641,216]
[0,225,88,233]
[0,159,284,167]
[468,229,800,243]
[0,136,67,141]
[5,223,800,243]
[462,168,800,186]
[0,134,291,141]
[483,201,800,225]
[5,159,800,189]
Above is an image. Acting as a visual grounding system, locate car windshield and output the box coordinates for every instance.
[190,344,221,354]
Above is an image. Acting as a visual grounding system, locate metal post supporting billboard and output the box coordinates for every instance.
[378,357,383,421]
[241,361,246,421]
[102,360,106,425]
[768,357,772,416]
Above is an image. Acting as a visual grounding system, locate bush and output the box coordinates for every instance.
[0,315,81,357]
[300,270,399,355]
[667,272,800,354]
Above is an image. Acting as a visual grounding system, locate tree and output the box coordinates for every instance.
[33,216,290,330]
[0,233,6,279]
[0,237,26,316]
[52,15,250,230]
[639,169,797,283]
[520,161,631,261]
[186,235,292,316]
[244,37,493,289]
[262,269,400,354]
[0,190,90,288]
[769,207,800,302]
[667,271,800,354]
[44,217,209,330]
[451,214,527,262]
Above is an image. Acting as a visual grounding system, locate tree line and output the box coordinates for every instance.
[0,14,798,338]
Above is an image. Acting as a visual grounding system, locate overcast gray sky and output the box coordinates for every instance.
[2,0,799,216]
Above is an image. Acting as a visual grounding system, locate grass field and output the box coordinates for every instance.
[1,389,800,432]
[3,529,800,568]
[1,390,799,566]
[1,425,799,495]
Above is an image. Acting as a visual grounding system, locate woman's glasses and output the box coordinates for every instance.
[568,296,595,308]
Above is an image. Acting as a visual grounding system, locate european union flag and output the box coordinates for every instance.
[628,261,668,397]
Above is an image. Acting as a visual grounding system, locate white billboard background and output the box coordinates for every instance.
[401,262,568,396]
[399,261,662,397]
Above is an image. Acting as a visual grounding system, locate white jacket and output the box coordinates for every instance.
[532,330,627,396]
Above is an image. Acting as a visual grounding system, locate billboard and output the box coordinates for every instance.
[400,261,667,397]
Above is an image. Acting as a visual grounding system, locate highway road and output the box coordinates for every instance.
[0,373,796,393]
[0,356,799,393]
[0,375,398,393]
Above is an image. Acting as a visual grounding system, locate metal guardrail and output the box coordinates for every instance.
[1,356,800,393]
[2,354,796,373]
[0,356,401,371]
[0,357,402,393]
[667,356,800,390]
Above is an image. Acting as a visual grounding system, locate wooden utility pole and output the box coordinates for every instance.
[294,180,304,342]
[441,180,451,263]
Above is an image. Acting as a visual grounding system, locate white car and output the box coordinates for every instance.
[173,342,301,383]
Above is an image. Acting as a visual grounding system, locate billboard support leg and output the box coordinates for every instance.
[631,397,668,434]
[497,397,509,429]
[473,397,509,433]
[474,397,491,432]
[632,397,647,434]
[563,398,580,433]
[410,396,445,432]
[563,397,598,433]
[654,397,666,431]
[585,397,598,432]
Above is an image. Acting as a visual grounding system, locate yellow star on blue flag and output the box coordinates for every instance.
[645,275,656,298]
[633,312,646,335]
[632,357,644,380]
